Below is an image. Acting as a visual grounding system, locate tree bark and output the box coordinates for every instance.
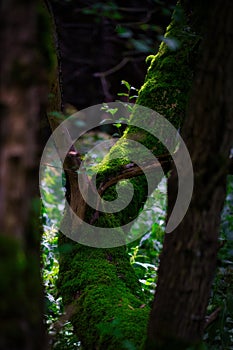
[146,1,233,349]
[0,2,52,349]
[55,2,205,348]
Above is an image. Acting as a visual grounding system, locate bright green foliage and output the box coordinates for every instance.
[42,227,60,319]
[118,80,139,103]
[128,178,167,303]
[42,212,81,348]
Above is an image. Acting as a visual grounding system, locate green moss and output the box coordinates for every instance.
[58,232,149,349]
[94,138,134,181]
[133,2,200,129]
[58,240,143,301]
[116,3,201,162]
[57,236,149,349]
[73,286,149,349]
[58,2,203,348]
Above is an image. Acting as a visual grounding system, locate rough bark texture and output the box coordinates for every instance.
[0,2,52,349]
[146,1,233,349]
[55,3,205,348]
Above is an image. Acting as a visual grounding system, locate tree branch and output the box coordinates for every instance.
[204,307,221,329]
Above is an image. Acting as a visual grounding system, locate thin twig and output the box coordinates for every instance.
[93,57,144,78]
[89,155,171,224]
[204,307,221,329]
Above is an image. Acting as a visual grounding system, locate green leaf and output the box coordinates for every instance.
[129,95,138,100]
[113,123,122,128]
[121,80,131,91]
[117,92,129,97]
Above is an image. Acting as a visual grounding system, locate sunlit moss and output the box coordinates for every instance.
[57,2,201,348]
[132,2,200,130]
[57,236,149,349]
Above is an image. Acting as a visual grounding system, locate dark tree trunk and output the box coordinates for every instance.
[0,2,51,349]
[146,1,233,349]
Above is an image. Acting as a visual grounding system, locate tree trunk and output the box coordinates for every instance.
[146,1,233,349]
[55,2,205,348]
[0,2,52,349]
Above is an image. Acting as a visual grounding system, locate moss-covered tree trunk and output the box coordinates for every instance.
[146,1,233,349]
[0,2,51,349]
[54,2,209,349]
